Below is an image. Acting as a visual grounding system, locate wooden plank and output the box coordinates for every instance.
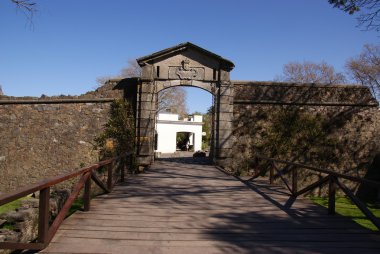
[43,238,380,251]
[0,242,46,250]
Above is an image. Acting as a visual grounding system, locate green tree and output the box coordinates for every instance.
[201,106,213,150]
[94,99,135,158]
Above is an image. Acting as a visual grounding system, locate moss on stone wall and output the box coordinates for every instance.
[231,82,380,198]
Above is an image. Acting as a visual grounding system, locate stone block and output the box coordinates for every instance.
[140,93,156,102]
[218,112,234,122]
[137,143,152,155]
[219,95,234,104]
[215,148,232,158]
[137,128,154,139]
[141,66,153,80]
[220,70,230,81]
[138,102,156,111]
[138,110,156,119]
[137,155,153,166]
[219,87,233,97]
[138,118,155,129]
[218,137,234,149]
[141,83,155,93]
[219,103,234,113]
[217,129,233,141]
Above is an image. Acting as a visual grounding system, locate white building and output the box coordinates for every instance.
[155,113,203,153]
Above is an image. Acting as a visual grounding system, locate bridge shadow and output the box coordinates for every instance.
[156,156,212,165]
[202,209,380,253]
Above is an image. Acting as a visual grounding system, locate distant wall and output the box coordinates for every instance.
[0,84,122,193]
[230,81,380,194]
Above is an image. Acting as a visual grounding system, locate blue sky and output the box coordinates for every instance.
[0,0,378,113]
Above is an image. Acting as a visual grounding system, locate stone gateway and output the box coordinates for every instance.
[113,42,236,167]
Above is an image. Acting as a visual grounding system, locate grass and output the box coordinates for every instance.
[0,197,32,230]
[0,197,32,215]
[68,198,84,217]
[1,196,84,231]
[310,196,380,231]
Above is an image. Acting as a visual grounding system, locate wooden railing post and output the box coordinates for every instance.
[120,157,125,183]
[38,187,50,244]
[107,163,113,191]
[129,154,134,173]
[328,175,336,215]
[84,172,91,212]
[292,168,298,195]
[269,162,274,184]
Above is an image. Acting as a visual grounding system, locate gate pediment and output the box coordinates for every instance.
[137,42,234,82]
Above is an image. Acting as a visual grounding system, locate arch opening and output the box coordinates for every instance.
[154,86,214,159]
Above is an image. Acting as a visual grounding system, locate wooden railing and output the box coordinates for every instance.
[0,155,131,251]
[247,155,380,230]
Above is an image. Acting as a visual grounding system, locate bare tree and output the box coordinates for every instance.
[10,0,36,21]
[277,61,346,84]
[0,85,4,96]
[346,44,380,101]
[329,0,380,31]
[157,87,188,118]
[120,59,141,77]
[97,59,188,117]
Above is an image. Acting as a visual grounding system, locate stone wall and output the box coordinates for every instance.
[1,79,379,197]
[0,83,122,193]
[231,81,380,196]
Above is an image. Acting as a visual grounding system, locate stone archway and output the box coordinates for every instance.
[132,42,235,167]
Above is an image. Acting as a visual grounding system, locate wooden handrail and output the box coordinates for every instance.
[255,155,380,188]
[251,155,380,231]
[0,158,116,206]
[0,154,131,251]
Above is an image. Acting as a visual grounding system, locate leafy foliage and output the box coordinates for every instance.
[256,107,337,165]
[201,106,213,150]
[94,99,135,158]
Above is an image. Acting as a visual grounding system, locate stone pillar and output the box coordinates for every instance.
[136,65,156,166]
[215,70,234,168]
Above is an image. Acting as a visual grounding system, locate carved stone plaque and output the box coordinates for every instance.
[168,59,205,80]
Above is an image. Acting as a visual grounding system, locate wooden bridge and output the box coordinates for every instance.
[40,158,380,254]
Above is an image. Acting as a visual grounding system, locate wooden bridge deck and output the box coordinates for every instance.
[41,158,380,254]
